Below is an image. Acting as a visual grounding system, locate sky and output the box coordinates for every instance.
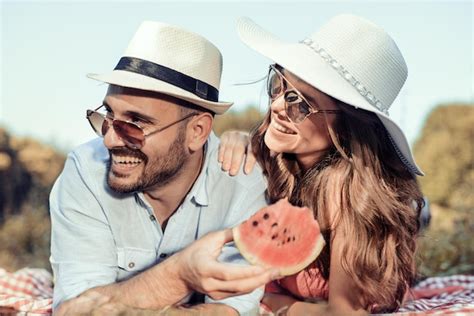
[1,0,473,152]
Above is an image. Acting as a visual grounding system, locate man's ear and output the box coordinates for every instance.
[187,113,213,152]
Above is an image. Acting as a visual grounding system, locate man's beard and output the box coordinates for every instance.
[106,129,188,194]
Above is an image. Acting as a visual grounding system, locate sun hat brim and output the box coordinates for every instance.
[237,17,423,176]
[87,70,233,115]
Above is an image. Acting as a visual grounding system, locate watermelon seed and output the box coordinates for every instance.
[252,221,258,226]
[271,234,278,240]
[283,228,287,234]
[263,213,269,220]
[292,236,296,241]
[282,241,286,245]
[287,237,291,243]
[271,223,278,227]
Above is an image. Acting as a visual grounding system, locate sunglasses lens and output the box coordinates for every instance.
[267,69,283,99]
[113,120,145,149]
[87,111,107,137]
[285,91,311,123]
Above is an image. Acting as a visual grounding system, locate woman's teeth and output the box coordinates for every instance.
[272,121,296,134]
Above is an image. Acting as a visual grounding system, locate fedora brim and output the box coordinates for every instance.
[87,70,233,114]
[237,17,423,176]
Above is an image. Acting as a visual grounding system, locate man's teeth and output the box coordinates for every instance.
[272,121,296,134]
[112,155,142,164]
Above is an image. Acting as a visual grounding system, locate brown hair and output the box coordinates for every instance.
[251,101,423,312]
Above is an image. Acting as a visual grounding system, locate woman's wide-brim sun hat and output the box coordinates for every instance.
[237,15,423,176]
[88,21,232,114]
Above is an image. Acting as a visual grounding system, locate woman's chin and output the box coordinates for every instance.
[264,131,290,154]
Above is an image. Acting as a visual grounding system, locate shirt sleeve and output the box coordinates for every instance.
[205,169,268,315]
[205,244,264,315]
[49,152,117,309]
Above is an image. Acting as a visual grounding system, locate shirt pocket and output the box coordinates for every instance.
[116,247,156,281]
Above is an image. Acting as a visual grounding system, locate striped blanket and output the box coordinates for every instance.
[0,268,473,315]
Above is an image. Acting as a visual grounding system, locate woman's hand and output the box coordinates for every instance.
[175,229,279,300]
[218,131,256,176]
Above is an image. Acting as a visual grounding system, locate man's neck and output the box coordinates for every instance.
[143,148,204,230]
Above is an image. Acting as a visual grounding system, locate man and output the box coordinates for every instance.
[50,21,276,315]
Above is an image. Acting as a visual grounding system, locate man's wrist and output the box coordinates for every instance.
[158,253,192,301]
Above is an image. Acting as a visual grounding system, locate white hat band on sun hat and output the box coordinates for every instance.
[237,15,423,176]
[87,21,232,114]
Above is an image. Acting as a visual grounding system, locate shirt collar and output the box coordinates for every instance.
[188,132,219,207]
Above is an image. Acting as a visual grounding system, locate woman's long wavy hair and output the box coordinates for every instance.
[251,100,424,312]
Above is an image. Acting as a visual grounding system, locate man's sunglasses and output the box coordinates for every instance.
[267,64,340,124]
[86,105,198,149]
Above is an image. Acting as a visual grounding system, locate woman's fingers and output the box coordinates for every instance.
[229,143,247,176]
[218,131,250,175]
[243,143,257,174]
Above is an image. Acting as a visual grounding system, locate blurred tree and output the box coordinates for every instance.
[0,128,65,221]
[213,105,264,136]
[413,103,474,276]
[0,128,32,221]
[413,104,474,211]
[0,127,65,271]
[0,205,51,271]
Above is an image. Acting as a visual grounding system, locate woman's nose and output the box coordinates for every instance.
[270,95,288,119]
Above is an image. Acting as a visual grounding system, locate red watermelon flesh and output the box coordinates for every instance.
[233,198,325,276]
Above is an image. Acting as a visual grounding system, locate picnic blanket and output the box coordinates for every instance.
[0,268,473,315]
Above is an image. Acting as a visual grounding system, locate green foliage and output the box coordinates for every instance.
[0,205,51,272]
[213,106,264,136]
[413,104,474,211]
[413,103,474,276]
[0,127,64,271]
[417,206,474,277]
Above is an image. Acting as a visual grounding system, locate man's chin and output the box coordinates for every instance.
[107,174,141,194]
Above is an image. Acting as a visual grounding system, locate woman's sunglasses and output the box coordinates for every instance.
[86,105,198,149]
[267,64,340,124]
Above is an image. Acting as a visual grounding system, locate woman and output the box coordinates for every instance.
[219,15,425,315]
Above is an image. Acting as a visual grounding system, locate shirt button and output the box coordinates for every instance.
[150,214,156,221]
[128,262,135,269]
[159,253,167,258]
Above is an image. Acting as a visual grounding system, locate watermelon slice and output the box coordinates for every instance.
[233,198,325,276]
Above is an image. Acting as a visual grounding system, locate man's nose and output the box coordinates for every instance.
[103,122,127,149]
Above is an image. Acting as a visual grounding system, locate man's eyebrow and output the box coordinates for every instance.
[124,110,157,124]
[101,101,157,123]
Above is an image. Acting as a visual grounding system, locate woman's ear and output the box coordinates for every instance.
[187,113,214,152]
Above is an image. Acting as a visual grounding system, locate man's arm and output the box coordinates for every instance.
[52,148,276,313]
[55,230,276,315]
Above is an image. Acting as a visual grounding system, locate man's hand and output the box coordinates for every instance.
[176,229,280,300]
[218,131,256,176]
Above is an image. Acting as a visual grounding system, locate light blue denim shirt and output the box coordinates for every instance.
[49,132,268,315]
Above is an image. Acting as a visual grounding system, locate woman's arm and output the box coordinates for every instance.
[312,227,368,316]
